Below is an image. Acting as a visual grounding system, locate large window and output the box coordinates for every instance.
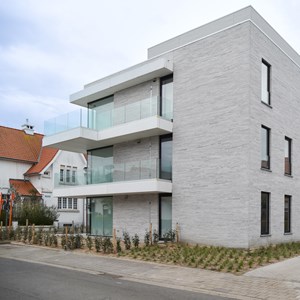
[160,75,173,120]
[88,96,114,130]
[159,195,172,238]
[284,195,291,234]
[58,197,79,210]
[160,135,172,180]
[261,126,270,170]
[261,59,271,105]
[88,146,113,184]
[285,137,292,175]
[59,165,77,184]
[261,192,270,235]
[89,197,113,236]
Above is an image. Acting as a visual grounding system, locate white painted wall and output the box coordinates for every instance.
[0,160,32,193]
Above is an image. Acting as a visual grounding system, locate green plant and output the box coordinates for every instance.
[103,237,113,253]
[14,202,59,226]
[116,238,122,253]
[75,234,83,249]
[123,231,131,250]
[162,229,176,243]
[86,236,93,250]
[61,235,67,250]
[44,232,50,246]
[153,229,159,245]
[95,236,103,252]
[23,226,28,243]
[132,234,140,248]
[144,230,150,246]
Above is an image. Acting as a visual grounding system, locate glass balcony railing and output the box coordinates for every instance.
[44,96,171,136]
[44,109,88,136]
[54,159,161,188]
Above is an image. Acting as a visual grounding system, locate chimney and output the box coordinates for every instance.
[22,119,34,135]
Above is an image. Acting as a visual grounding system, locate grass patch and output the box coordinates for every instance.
[120,241,300,274]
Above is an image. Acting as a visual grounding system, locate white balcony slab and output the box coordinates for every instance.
[70,57,173,107]
[43,116,173,153]
[53,179,172,198]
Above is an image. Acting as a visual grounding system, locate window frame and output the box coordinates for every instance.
[58,197,62,209]
[261,125,271,170]
[160,74,173,121]
[284,195,291,234]
[159,134,173,180]
[261,192,270,236]
[62,197,67,209]
[159,193,172,239]
[261,59,271,106]
[284,137,292,176]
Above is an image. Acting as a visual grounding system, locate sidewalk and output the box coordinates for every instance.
[0,243,299,300]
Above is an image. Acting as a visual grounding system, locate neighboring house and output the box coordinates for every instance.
[0,124,87,228]
[43,6,300,248]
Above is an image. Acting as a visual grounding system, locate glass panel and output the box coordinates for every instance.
[161,76,173,120]
[160,196,172,237]
[285,138,291,175]
[261,62,269,104]
[90,197,113,236]
[261,192,269,235]
[60,169,64,182]
[284,196,291,233]
[261,127,270,169]
[68,198,72,209]
[63,198,67,209]
[160,136,172,180]
[88,147,113,184]
[73,198,77,210]
[88,96,114,130]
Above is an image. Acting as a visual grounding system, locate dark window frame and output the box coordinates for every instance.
[261,125,270,170]
[159,74,173,120]
[284,195,291,234]
[159,134,173,180]
[261,59,271,105]
[158,193,172,239]
[285,137,292,175]
[261,192,270,235]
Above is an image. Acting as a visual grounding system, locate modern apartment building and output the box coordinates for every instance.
[43,6,300,248]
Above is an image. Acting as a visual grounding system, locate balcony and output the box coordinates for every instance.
[52,159,172,198]
[43,96,173,153]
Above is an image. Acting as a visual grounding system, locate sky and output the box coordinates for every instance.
[1,0,299,134]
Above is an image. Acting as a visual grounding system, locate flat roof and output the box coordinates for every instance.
[148,6,300,67]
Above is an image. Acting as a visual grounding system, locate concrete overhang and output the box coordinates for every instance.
[43,116,173,153]
[52,179,172,198]
[70,57,173,107]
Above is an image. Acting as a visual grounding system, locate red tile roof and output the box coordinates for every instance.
[0,126,43,163]
[9,179,42,197]
[25,147,59,175]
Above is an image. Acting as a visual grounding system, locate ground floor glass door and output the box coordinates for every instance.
[90,197,113,236]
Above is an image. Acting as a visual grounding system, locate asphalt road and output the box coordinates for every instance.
[0,258,232,300]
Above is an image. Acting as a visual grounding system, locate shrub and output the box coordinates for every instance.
[116,238,122,253]
[144,230,150,246]
[86,236,93,250]
[132,234,140,248]
[103,237,113,253]
[153,229,159,245]
[14,202,59,226]
[123,231,131,250]
[95,236,103,252]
